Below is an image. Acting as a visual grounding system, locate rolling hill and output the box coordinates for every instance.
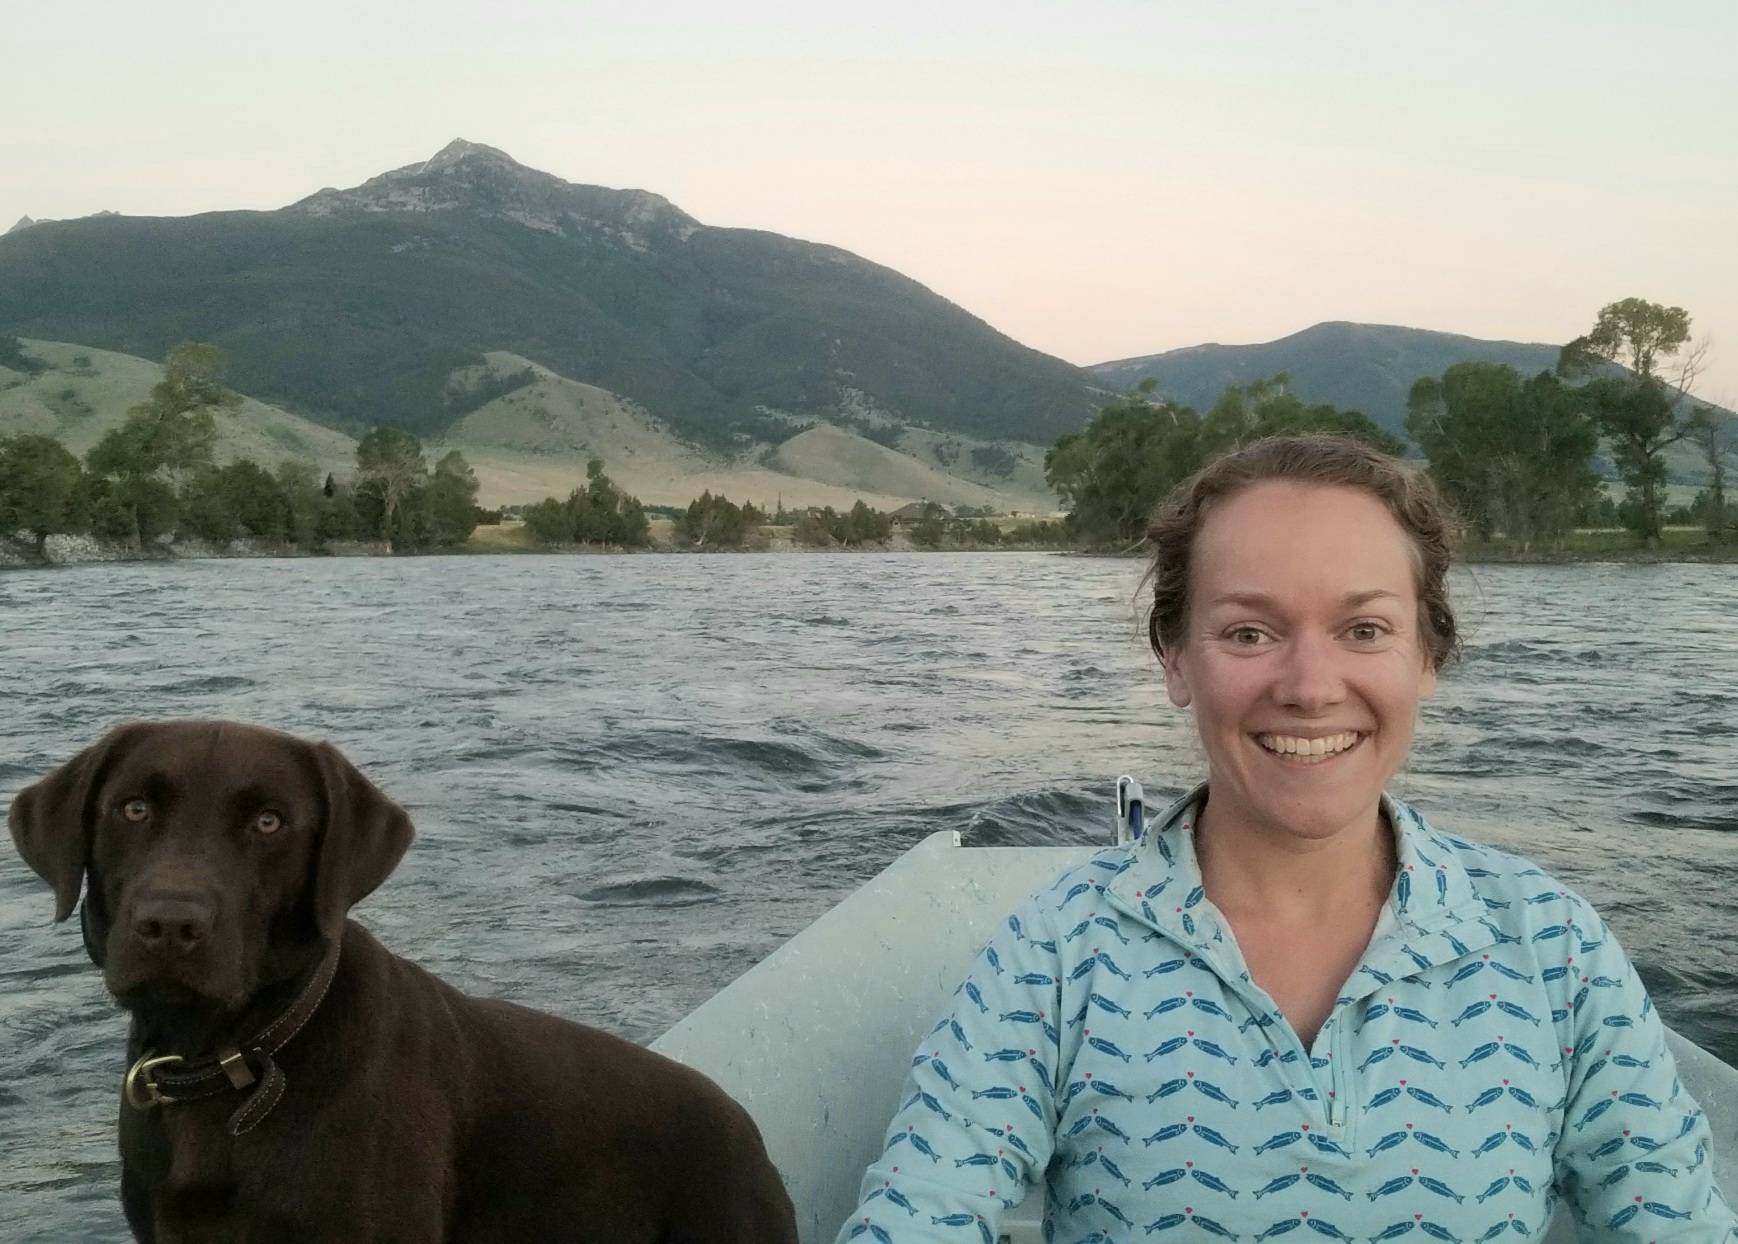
[0,140,1100,451]
[0,339,355,476]
[0,340,1060,511]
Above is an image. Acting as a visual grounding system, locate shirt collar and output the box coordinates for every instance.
[1105,782,1489,955]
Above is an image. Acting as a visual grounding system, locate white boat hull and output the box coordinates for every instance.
[655,830,1738,1243]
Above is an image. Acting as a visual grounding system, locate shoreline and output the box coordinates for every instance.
[5,531,1734,571]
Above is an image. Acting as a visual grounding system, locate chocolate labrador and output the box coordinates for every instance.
[8,720,799,1243]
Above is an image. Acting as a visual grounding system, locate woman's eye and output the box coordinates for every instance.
[121,798,149,823]
[1348,623,1384,642]
[254,810,284,835]
[1229,627,1266,645]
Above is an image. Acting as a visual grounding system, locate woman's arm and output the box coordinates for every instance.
[1551,896,1738,1240]
[833,888,1067,1244]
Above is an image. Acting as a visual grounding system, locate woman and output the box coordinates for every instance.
[838,437,1736,1243]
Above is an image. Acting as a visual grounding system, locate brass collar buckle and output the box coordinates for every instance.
[124,1053,184,1110]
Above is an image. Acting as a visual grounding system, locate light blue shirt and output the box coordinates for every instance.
[840,786,1737,1243]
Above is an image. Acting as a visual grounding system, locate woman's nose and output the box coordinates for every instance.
[1273,633,1346,709]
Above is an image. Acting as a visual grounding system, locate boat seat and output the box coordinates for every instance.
[654,830,1738,1244]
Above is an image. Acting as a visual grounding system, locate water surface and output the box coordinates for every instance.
[2,553,1733,1239]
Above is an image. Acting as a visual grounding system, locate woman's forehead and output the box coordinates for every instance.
[1192,482,1420,603]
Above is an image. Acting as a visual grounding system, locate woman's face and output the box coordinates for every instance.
[1163,480,1438,846]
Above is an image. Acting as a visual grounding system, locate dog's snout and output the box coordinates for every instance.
[130,895,216,952]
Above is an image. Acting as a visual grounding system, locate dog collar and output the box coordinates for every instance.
[123,938,342,1138]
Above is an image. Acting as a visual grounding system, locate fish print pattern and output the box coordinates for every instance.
[837,785,1738,1244]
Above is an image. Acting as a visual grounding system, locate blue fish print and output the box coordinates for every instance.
[838,787,1736,1244]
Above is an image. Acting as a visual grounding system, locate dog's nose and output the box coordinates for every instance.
[131,896,215,952]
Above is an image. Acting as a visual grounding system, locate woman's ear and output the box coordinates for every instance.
[1163,646,1192,708]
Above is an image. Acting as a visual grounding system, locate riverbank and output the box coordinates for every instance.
[6,524,1733,569]
[1461,527,1737,563]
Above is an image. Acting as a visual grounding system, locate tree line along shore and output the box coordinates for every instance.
[1,298,1732,568]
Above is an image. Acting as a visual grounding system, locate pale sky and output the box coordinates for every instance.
[5,1,1735,400]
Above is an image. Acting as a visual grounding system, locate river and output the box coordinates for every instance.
[2,552,1734,1240]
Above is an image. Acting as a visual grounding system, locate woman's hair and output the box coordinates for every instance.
[1144,434,1462,671]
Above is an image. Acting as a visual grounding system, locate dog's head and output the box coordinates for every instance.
[8,721,413,1014]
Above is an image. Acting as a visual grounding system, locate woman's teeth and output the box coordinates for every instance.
[1256,731,1363,761]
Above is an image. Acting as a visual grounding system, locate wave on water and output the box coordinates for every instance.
[953,785,1119,847]
[572,877,723,906]
[155,673,258,695]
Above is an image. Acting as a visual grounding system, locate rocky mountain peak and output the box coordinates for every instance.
[7,216,34,235]
[420,138,518,173]
[286,140,698,247]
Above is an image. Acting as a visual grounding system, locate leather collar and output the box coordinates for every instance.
[122,937,342,1137]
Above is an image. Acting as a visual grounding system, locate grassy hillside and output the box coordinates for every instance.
[0,337,1059,512]
[0,339,355,475]
[770,425,1050,512]
[0,143,1099,450]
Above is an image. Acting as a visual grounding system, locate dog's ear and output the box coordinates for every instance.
[310,741,414,942]
[9,724,146,923]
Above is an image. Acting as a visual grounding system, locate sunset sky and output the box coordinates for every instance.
[6,1,1734,399]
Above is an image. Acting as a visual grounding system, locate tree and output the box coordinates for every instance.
[275,460,329,550]
[79,342,241,547]
[910,502,948,549]
[177,468,240,545]
[0,434,85,557]
[1559,299,1707,547]
[1045,395,1205,548]
[520,459,650,548]
[793,508,837,547]
[1561,298,1696,384]
[1684,406,1731,543]
[679,491,749,549]
[85,421,174,548]
[842,500,891,545]
[522,497,571,545]
[1407,364,1600,548]
[0,337,47,376]
[424,451,481,547]
[1044,378,1398,549]
[1200,377,1405,460]
[354,427,428,546]
[127,341,243,482]
[949,517,1003,547]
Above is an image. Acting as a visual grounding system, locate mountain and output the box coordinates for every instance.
[1090,321,1735,482]
[1090,322,1566,439]
[0,140,1098,450]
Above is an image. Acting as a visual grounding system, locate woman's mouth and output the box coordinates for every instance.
[1254,730,1366,764]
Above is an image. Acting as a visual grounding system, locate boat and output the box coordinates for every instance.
[653,782,1738,1243]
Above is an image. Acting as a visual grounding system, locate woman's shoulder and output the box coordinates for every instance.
[1021,844,1143,912]
[1393,796,1616,946]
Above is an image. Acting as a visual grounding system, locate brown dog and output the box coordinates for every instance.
[8,720,799,1243]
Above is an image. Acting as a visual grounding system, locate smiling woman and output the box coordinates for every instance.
[837,436,1738,1242]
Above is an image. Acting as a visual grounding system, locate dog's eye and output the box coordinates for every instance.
[254,810,284,835]
[121,798,150,823]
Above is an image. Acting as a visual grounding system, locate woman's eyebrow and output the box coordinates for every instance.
[1208,589,1401,609]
